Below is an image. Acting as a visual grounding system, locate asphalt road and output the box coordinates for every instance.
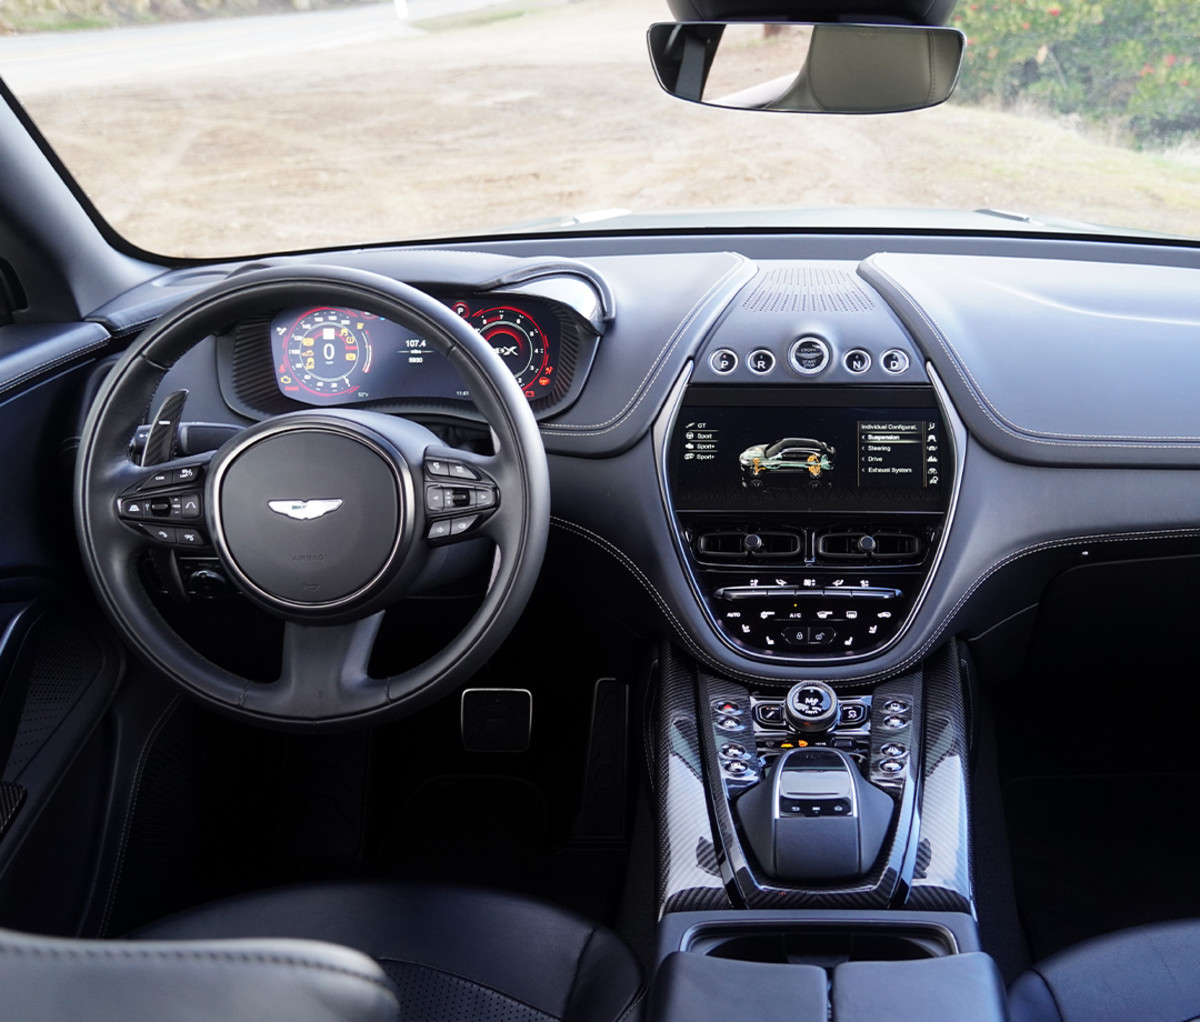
[0,1,492,93]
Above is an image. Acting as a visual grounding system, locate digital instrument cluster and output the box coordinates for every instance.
[271,298,562,406]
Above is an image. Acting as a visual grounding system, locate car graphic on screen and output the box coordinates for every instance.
[739,438,836,486]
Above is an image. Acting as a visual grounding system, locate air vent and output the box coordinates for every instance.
[742,267,875,314]
[816,529,923,563]
[696,530,803,561]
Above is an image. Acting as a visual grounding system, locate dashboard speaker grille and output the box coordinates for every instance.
[742,268,875,314]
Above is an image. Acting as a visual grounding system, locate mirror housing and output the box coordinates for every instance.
[648,22,964,114]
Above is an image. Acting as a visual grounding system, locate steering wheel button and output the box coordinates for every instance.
[448,488,472,509]
[426,459,449,476]
[181,494,202,519]
[177,528,205,546]
[144,524,177,544]
[473,488,496,509]
[425,486,446,511]
[173,466,200,484]
[428,520,452,540]
[119,498,146,518]
[448,461,479,480]
[140,471,173,490]
[450,515,478,535]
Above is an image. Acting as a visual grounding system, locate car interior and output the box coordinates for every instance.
[0,0,1199,1019]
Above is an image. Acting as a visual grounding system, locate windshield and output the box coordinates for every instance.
[2,0,1198,257]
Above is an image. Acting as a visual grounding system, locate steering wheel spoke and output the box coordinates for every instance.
[270,615,385,719]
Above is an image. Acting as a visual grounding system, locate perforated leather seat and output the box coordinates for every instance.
[133,881,645,1022]
[1008,919,1200,1022]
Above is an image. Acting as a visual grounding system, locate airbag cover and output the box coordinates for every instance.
[216,429,400,605]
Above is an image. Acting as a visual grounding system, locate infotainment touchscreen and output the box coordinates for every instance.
[668,387,948,513]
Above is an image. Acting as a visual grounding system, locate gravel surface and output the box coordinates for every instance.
[12,0,1200,256]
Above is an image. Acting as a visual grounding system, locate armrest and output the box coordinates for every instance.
[650,952,827,1022]
[0,929,399,1022]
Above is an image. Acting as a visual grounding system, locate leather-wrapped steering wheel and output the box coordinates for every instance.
[75,265,549,728]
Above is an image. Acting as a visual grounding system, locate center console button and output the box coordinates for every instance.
[754,702,786,726]
[789,336,831,376]
[748,349,776,374]
[808,626,836,646]
[781,625,807,647]
[839,703,868,726]
[709,349,738,374]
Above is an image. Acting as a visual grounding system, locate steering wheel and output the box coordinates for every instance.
[75,266,550,729]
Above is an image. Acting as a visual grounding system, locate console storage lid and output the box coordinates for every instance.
[652,910,1006,1022]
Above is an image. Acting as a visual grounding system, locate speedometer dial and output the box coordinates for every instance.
[283,307,373,397]
[470,306,553,396]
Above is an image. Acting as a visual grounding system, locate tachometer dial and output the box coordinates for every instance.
[470,306,552,396]
[282,307,373,397]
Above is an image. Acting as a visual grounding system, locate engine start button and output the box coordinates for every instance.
[789,336,831,376]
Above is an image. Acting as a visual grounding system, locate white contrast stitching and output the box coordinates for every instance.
[541,256,750,436]
[867,257,1200,447]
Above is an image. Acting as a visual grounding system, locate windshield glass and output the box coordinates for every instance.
[2,0,1199,257]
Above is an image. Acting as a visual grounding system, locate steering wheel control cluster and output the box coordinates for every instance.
[116,463,209,548]
[423,456,498,541]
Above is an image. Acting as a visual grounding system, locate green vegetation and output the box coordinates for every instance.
[953,0,1200,145]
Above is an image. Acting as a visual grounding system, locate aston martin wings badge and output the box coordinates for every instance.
[267,498,344,521]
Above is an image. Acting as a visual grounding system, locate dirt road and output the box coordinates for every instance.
[10,0,1200,256]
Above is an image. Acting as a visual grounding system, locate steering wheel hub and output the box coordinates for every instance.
[209,420,407,611]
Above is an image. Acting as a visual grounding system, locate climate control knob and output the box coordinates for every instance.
[784,681,840,733]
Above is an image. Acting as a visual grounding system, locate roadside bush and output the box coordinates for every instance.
[953,0,1200,145]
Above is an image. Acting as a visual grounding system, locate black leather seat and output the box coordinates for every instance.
[1009,918,1200,1022]
[133,881,645,1022]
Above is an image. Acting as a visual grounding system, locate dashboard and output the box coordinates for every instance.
[80,240,1200,692]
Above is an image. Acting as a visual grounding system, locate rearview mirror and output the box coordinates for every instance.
[647,22,964,114]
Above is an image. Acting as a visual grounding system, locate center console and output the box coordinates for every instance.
[645,286,994,1018]
[666,386,951,662]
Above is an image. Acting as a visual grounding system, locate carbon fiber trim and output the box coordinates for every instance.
[0,781,25,840]
[655,639,975,914]
[699,665,922,908]
[654,644,733,918]
[906,642,974,913]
